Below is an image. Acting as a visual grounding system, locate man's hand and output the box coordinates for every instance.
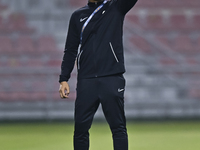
[59,81,70,98]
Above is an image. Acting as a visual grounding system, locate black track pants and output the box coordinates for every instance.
[74,74,128,150]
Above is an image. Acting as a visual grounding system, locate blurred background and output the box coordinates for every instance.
[0,0,200,150]
[0,0,200,121]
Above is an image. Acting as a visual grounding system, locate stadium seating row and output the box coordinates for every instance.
[69,0,200,8]
[134,0,200,8]
[1,34,199,56]
[0,77,77,101]
[0,58,62,67]
[0,14,35,34]
[0,36,61,54]
[156,35,200,54]
[129,35,200,55]
[127,14,200,31]
[0,91,76,101]
[0,3,7,10]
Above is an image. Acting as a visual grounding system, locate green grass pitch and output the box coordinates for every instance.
[0,121,200,150]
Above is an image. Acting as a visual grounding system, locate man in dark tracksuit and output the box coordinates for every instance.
[59,0,138,150]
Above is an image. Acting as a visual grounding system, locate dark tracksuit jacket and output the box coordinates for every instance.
[59,0,138,83]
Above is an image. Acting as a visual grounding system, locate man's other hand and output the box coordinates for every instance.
[59,81,70,98]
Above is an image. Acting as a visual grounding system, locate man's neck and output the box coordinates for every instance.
[89,0,104,2]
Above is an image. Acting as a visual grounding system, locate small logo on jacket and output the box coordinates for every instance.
[118,88,124,92]
[80,17,88,22]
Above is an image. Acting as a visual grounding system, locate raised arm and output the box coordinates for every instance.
[116,0,138,15]
[59,13,80,83]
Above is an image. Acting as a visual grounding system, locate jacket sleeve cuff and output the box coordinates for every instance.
[59,75,69,83]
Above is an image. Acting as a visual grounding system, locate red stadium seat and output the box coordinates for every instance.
[47,59,62,67]
[9,92,22,101]
[7,13,34,34]
[169,15,188,30]
[156,35,172,49]
[31,81,47,91]
[0,36,13,53]
[160,57,177,65]
[193,14,200,29]
[0,92,8,101]
[0,15,2,22]
[0,3,7,11]
[126,14,140,25]
[12,81,24,90]
[189,88,200,99]
[196,36,200,52]
[173,35,196,54]
[38,36,58,52]
[15,36,35,53]
[29,92,47,100]
[185,57,199,65]
[144,14,165,30]
[129,36,153,54]
[0,15,3,30]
